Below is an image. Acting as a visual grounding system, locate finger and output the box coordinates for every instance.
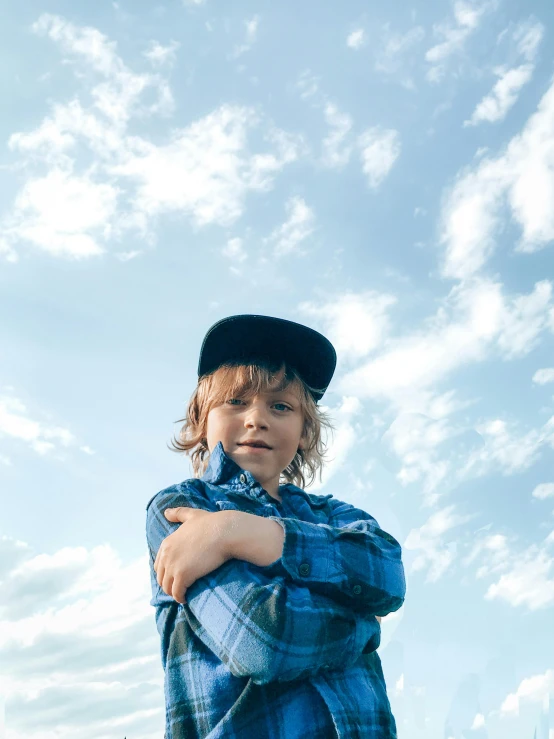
[162,573,173,598]
[164,507,190,521]
[172,578,186,605]
[172,572,190,604]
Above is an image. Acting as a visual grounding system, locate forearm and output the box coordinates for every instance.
[183,559,381,685]
[221,511,285,567]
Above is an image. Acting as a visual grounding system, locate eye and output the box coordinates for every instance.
[274,403,293,412]
[226,398,243,406]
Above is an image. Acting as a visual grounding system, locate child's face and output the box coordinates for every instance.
[205,377,307,498]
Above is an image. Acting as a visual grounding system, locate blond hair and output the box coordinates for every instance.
[169,360,335,489]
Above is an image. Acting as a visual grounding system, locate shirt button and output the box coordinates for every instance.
[239,474,247,484]
[352,584,362,595]
[299,563,310,577]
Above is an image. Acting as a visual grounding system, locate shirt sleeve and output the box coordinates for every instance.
[146,490,381,685]
[265,497,406,617]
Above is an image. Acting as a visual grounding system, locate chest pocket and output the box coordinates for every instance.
[214,495,280,517]
[214,500,242,512]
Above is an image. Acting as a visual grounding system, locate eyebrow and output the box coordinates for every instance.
[250,389,298,401]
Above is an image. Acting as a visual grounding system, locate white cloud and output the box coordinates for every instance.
[265,196,315,257]
[532,483,554,500]
[0,237,18,263]
[2,16,302,260]
[143,40,180,68]
[533,368,554,385]
[374,25,425,76]
[514,17,544,62]
[0,536,163,737]
[299,291,397,363]
[338,278,553,406]
[377,411,485,504]
[231,15,259,58]
[311,396,363,490]
[347,29,365,50]
[222,236,247,264]
[465,20,544,126]
[8,99,123,163]
[496,280,553,358]
[321,103,353,168]
[485,547,554,610]
[358,127,401,188]
[112,106,298,227]
[404,505,476,582]
[3,168,116,258]
[425,1,489,82]
[471,713,485,729]
[465,64,534,126]
[32,14,173,125]
[499,669,554,717]
[462,519,554,612]
[440,76,554,279]
[0,393,78,457]
[295,69,320,100]
[461,414,554,480]
[463,532,511,577]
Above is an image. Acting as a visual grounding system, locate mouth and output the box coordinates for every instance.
[237,443,272,451]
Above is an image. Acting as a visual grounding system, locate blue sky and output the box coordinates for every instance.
[1,1,554,737]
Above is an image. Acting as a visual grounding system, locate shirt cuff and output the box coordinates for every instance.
[262,516,334,585]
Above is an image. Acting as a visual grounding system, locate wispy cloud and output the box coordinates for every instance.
[532,483,554,500]
[1,16,302,261]
[533,368,554,385]
[0,536,159,735]
[300,291,397,363]
[265,196,315,258]
[143,40,180,68]
[425,0,490,83]
[311,396,364,489]
[374,24,425,85]
[2,168,117,259]
[32,14,174,124]
[231,15,260,58]
[485,545,554,610]
[465,19,544,126]
[358,127,401,188]
[0,392,82,458]
[404,505,476,582]
[321,102,353,168]
[346,29,365,50]
[440,76,554,280]
[498,669,554,717]
[295,69,320,100]
[336,278,554,431]
[221,236,248,275]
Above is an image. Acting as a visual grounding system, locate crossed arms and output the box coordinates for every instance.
[146,487,406,685]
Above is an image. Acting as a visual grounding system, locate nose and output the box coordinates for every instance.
[244,400,270,430]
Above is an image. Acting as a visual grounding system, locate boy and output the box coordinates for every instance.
[146,314,406,739]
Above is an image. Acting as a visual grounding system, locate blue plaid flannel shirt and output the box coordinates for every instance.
[146,441,406,738]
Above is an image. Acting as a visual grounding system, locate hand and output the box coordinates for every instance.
[154,506,232,604]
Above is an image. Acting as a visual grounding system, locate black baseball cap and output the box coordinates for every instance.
[197,314,337,403]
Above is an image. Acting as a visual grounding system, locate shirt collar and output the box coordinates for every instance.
[199,441,333,509]
[201,440,260,487]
